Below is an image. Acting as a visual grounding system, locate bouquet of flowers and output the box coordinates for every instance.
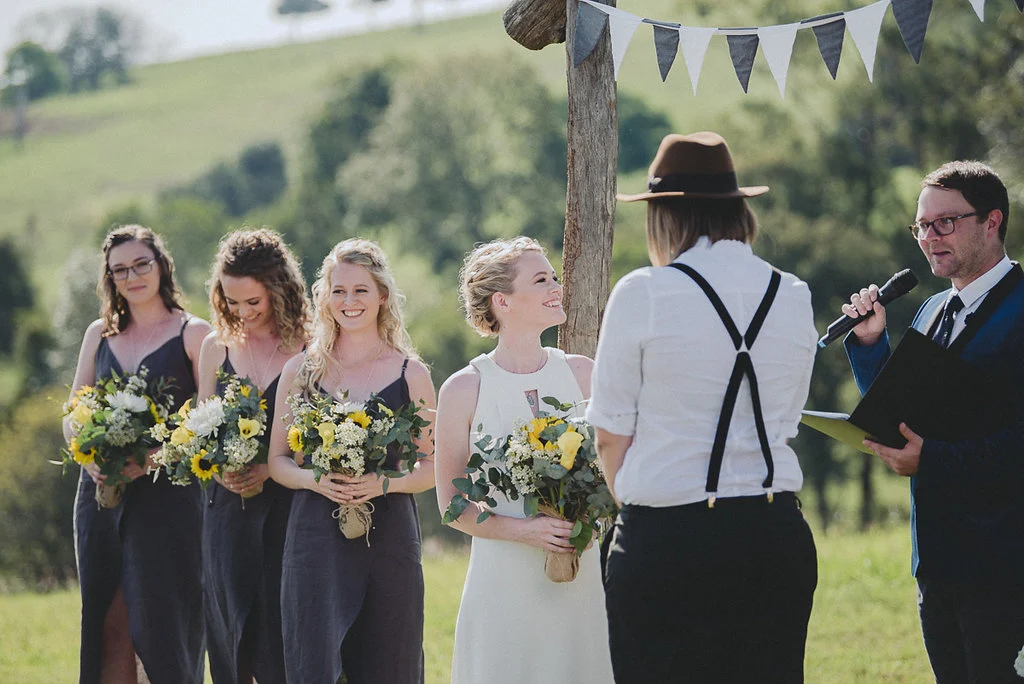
[152,370,269,500]
[442,396,618,583]
[62,368,174,508]
[1015,644,1024,678]
[286,390,428,542]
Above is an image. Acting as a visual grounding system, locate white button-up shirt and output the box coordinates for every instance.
[946,255,1013,342]
[587,238,817,507]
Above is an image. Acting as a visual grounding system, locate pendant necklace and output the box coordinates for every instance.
[128,315,164,373]
[245,335,280,391]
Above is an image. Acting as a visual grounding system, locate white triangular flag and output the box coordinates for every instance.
[968,0,984,21]
[679,26,716,95]
[758,23,800,97]
[845,0,890,82]
[596,4,643,79]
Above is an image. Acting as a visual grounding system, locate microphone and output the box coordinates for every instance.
[817,269,919,348]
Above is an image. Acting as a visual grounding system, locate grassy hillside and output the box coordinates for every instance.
[0,528,934,682]
[0,0,872,304]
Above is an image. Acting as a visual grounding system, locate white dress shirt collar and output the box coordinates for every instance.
[951,255,1013,309]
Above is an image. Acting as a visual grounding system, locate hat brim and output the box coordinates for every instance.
[617,186,769,203]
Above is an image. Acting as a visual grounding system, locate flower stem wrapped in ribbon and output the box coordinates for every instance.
[152,370,269,502]
[442,396,618,582]
[286,390,428,543]
[62,368,174,508]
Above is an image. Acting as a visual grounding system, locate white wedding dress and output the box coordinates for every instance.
[451,348,614,684]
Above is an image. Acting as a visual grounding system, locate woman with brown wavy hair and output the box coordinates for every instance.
[268,238,436,683]
[62,225,211,684]
[198,228,311,684]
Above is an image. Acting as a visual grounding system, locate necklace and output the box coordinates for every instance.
[340,340,385,398]
[245,335,280,391]
[127,315,165,372]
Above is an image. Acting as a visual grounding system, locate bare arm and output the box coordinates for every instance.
[595,428,633,504]
[64,320,105,483]
[182,316,213,398]
[196,332,225,402]
[434,367,574,553]
[266,354,351,504]
[336,358,438,504]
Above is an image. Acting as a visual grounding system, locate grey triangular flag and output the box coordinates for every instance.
[653,25,680,82]
[891,0,932,63]
[804,13,845,79]
[727,33,759,93]
[967,0,984,20]
[573,1,609,68]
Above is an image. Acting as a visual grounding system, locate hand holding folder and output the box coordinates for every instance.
[802,329,1013,450]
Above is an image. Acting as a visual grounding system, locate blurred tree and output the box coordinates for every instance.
[164,142,288,218]
[1,42,64,104]
[0,238,35,356]
[239,142,288,209]
[154,196,229,299]
[337,53,567,268]
[617,91,672,173]
[50,249,103,386]
[0,388,78,587]
[57,6,143,92]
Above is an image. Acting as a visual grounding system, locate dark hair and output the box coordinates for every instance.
[208,228,311,351]
[646,197,758,267]
[98,225,184,336]
[922,161,1009,242]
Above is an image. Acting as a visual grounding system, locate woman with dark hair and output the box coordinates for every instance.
[268,238,436,683]
[589,133,818,683]
[63,225,211,683]
[198,228,311,684]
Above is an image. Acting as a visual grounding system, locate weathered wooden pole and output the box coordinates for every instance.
[503,0,617,358]
[559,0,617,357]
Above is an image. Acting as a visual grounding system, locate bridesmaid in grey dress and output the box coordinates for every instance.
[197,229,310,684]
[63,225,211,684]
[268,239,436,684]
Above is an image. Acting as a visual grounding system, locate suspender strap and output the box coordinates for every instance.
[667,263,782,506]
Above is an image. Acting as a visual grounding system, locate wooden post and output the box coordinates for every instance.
[559,0,617,357]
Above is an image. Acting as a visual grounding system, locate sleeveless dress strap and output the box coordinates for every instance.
[401,357,409,376]
[667,263,782,507]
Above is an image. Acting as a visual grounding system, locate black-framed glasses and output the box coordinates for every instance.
[108,258,156,281]
[908,212,979,239]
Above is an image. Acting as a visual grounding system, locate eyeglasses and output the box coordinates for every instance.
[908,212,979,239]
[108,258,156,281]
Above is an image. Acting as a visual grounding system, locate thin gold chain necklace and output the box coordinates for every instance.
[245,335,280,391]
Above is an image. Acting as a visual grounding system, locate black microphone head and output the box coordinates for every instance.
[882,269,918,297]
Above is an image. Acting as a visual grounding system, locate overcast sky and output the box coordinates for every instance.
[1,0,506,64]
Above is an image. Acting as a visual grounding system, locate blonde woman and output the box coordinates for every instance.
[268,238,435,683]
[434,237,614,683]
[197,229,310,684]
[64,225,210,683]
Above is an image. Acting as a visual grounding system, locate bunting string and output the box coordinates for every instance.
[574,0,1021,97]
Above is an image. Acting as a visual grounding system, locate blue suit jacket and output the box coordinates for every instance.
[846,280,1024,581]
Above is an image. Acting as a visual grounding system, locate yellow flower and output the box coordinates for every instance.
[557,428,584,470]
[178,398,192,417]
[70,439,95,466]
[237,417,260,440]
[240,385,251,398]
[259,399,268,411]
[71,402,93,426]
[148,399,165,424]
[75,385,94,399]
[170,425,195,446]
[190,450,218,481]
[317,422,336,448]
[349,411,371,429]
[380,405,393,417]
[287,426,304,452]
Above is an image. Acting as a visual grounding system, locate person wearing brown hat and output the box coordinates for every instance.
[587,132,819,683]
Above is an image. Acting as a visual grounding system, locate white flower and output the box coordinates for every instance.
[150,423,170,442]
[332,400,365,416]
[1014,645,1024,678]
[107,390,148,413]
[185,397,226,438]
[105,408,136,447]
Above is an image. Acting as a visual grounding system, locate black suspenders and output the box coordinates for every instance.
[667,263,782,508]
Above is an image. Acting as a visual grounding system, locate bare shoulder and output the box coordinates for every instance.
[565,353,594,397]
[182,314,212,354]
[199,330,227,357]
[79,319,106,356]
[438,365,481,411]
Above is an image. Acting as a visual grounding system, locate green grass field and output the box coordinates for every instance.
[0,527,933,683]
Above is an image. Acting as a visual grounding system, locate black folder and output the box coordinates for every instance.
[803,329,1013,449]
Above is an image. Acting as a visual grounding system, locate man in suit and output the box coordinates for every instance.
[843,160,1024,683]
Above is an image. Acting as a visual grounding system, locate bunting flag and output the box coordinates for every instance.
[891,0,933,62]
[573,0,996,96]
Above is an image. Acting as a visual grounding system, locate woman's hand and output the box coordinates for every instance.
[121,458,147,481]
[83,462,105,484]
[220,464,270,496]
[308,472,351,504]
[333,472,385,505]
[515,514,576,554]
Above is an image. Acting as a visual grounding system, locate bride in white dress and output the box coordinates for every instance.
[435,237,614,683]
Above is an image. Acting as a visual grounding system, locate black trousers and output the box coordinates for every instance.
[918,574,1024,684]
[604,493,817,684]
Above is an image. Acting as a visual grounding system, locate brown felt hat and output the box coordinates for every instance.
[617,131,769,202]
